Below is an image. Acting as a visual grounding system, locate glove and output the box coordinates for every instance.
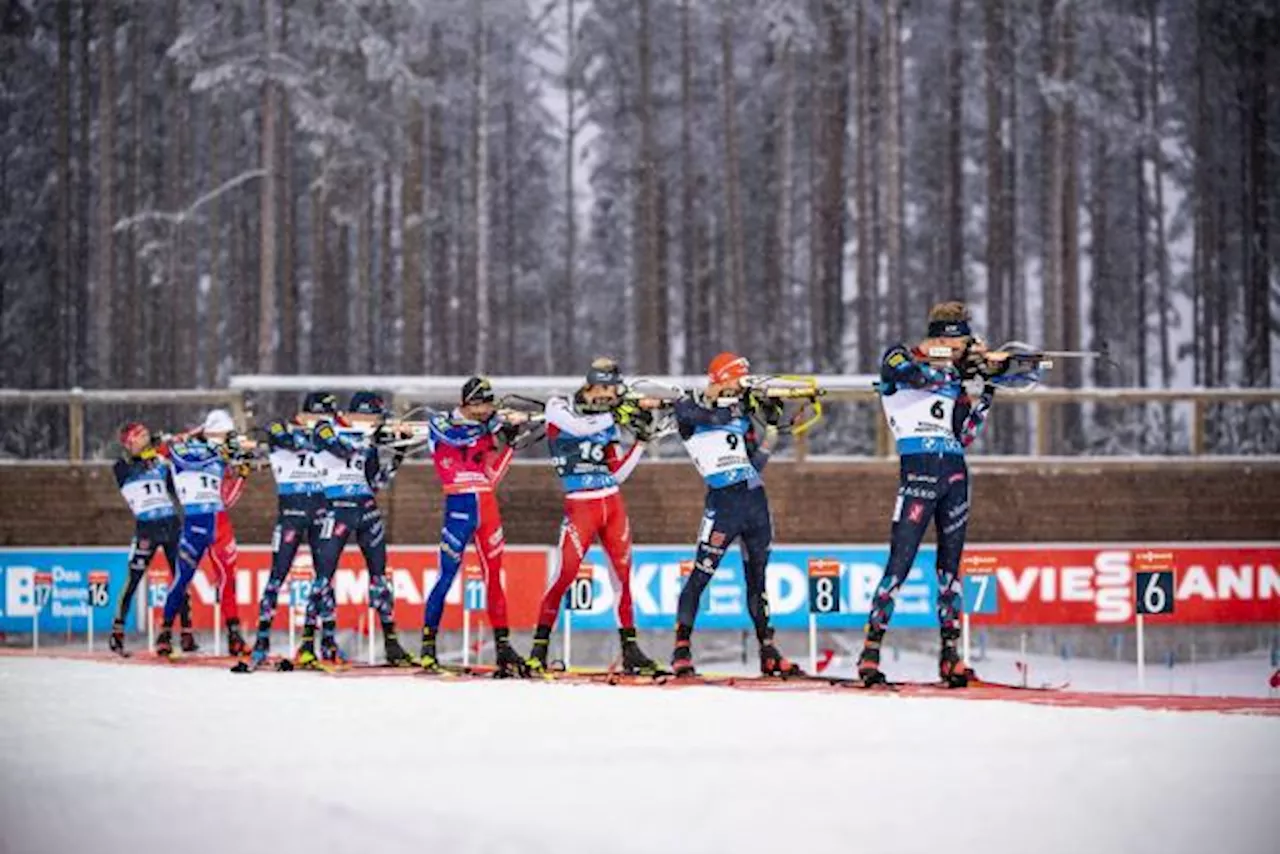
[958,342,986,380]
[613,400,641,427]
[628,409,658,441]
[981,353,1011,377]
[498,421,522,444]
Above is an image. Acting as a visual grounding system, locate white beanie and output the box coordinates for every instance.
[203,409,236,434]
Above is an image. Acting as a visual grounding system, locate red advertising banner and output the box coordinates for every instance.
[150,546,551,631]
[966,545,1280,625]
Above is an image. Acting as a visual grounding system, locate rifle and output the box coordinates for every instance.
[740,375,828,436]
[983,340,1115,390]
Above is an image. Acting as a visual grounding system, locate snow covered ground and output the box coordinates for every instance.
[1,658,1277,854]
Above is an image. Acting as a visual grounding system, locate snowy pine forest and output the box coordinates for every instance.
[0,0,1276,456]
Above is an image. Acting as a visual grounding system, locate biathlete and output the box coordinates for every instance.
[245,392,332,668]
[527,357,660,675]
[110,422,194,654]
[419,377,535,676]
[669,353,802,677]
[857,301,1007,687]
[300,391,413,668]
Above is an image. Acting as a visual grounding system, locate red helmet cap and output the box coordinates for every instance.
[119,422,150,447]
[708,352,751,385]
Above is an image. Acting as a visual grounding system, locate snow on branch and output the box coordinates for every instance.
[113,169,267,233]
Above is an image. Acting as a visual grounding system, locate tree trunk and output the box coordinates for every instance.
[655,171,671,372]
[774,37,795,368]
[884,0,906,340]
[1243,12,1272,388]
[162,0,183,389]
[679,0,698,374]
[402,87,425,373]
[503,44,518,373]
[379,165,395,370]
[309,164,330,372]
[257,0,279,374]
[721,2,746,352]
[95,0,116,387]
[278,0,297,375]
[816,0,848,370]
[561,0,577,373]
[428,23,450,373]
[1134,32,1149,390]
[636,0,662,373]
[1041,0,1062,451]
[75,0,92,387]
[354,174,373,373]
[983,0,1004,358]
[1059,3,1082,447]
[1193,0,1214,388]
[473,10,491,370]
[54,0,72,389]
[854,1,873,371]
[1146,2,1173,446]
[945,0,965,300]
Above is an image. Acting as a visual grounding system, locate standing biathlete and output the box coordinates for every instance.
[856,301,1006,687]
[154,431,238,656]
[198,409,250,655]
[246,392,332,668]
[419,377,529,676]
[527,357,660,675]
[110,422,194,655]
[301,391,413,668]
[669,353,802,678]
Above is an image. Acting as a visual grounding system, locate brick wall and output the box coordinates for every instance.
[2,459,1277,547]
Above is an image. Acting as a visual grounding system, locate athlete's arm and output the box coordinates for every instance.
[606,440,645,484]
[545,396,611,435]
[880,344,952,393]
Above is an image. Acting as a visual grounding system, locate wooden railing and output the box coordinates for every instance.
[1,384,1276,461]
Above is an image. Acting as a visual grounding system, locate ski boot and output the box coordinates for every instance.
[154,629,174,658]
[525,625,551,673]
[419,627,445,673]
[248,634,271,669]
[320,635,347,665]
[938,643,974,688]
[383,629,416,667]
[671,639,696,678]
[758,629,803,677]
[618,628,664,676]
[492,629,530,678]
[856,644,888,687]
[180,630,199,654]
[226,619,248,657]
[296,639,321,669]
[109,619,127,656]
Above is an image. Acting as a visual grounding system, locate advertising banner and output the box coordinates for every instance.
[963,544,1280,626]
[2,543,1276,635]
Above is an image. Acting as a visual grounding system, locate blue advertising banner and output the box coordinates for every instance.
[0,549,128,633]
[560,544,943,631]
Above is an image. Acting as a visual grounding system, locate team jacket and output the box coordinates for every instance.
[263,420,326,497]
[673,394,770,490]
[163,438,228,515]
[878,344,993,456]
[114,450,179,522]
[545,397,643,498]
[425,410,515,495]
[313,420,402,499]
